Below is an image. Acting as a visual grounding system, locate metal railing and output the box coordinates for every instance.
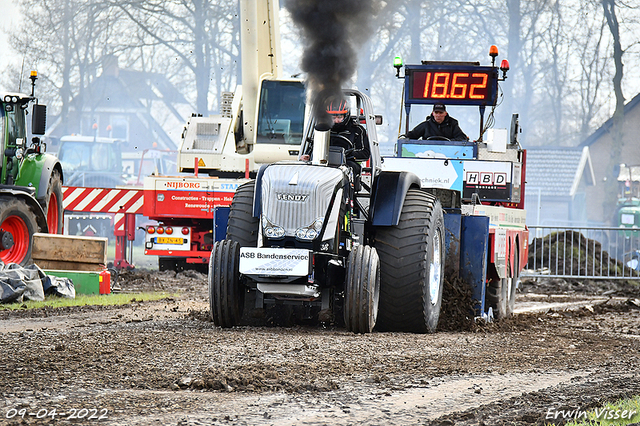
[523,225,640,280]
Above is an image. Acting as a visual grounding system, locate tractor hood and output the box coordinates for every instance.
[260,164,346,241]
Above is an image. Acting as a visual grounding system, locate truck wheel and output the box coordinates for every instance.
[374,189,444,333]
[487,247,519,319]
[506,247,519,317]
[344,245,380,333]
[486,277,508,319]
[226,180,259,246]
[0,196,39,266]
[46,169,64,234]
[209,240,244,327]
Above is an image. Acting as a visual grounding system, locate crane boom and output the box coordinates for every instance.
[240,0,283,147]
[176,0,305,175]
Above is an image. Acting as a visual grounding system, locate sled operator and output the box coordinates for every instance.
[405,103,469,141]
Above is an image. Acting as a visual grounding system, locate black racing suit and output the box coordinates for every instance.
[305,117,370,167]
[331,117,371,164]
[406,114,469,141]
[304,117,370,190]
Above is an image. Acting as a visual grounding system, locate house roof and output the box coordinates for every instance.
[580,92,640,147]
[526,146,595,197]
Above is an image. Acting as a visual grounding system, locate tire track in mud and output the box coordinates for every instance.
[1,271,639,425]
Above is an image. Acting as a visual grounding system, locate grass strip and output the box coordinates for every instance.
[0,292,177,311]
[555,395,640,425]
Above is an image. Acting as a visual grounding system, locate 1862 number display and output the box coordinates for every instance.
[407,65,498,106]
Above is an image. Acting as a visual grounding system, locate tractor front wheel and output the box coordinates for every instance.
[209,240,244,327]
[0,196,39,266]
[344,244,380,333]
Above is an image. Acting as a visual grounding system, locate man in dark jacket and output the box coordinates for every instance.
[405,103,469,141]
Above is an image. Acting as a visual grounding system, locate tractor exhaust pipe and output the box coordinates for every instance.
[312,124,331,166]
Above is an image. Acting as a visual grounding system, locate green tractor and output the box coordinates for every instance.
[0,71,64,266]
[617,165,640,234]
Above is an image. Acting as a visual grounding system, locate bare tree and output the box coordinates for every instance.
[576,1,610,142]
[112,0,239,115]
[8,0,134,133]
[601,0,625,219]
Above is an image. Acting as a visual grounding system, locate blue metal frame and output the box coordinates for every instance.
[213,206,230,242]
[443,212,462,278]
[459,215,490,316]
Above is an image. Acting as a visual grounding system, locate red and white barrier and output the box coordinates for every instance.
[62,186,144,269]
[62,187,144,214]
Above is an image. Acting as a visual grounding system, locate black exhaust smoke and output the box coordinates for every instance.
[285,0,376,127]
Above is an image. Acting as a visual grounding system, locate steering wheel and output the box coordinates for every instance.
[330,134,353,150]
[426,136,451,141]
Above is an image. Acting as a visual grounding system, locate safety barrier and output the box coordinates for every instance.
[523,225,640,280]
[62,186,144,269]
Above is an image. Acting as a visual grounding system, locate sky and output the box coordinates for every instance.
[0,0,20,69]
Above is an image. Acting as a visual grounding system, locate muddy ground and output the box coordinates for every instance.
[1,270,640,426]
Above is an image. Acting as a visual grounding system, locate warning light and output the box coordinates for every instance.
[393,56,403,78]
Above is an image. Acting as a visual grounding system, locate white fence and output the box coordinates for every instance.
[523,226,640,280]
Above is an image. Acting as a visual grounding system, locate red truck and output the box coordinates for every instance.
[140,0,306,271]
[142,175,246,271]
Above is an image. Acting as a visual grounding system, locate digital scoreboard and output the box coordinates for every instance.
[405,64,499,106]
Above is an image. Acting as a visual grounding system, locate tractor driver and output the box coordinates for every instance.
[301,97,371,176]
[405,103,469,141]
[325,97,370,170]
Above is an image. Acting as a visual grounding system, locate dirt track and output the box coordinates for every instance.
[1,271,640,426]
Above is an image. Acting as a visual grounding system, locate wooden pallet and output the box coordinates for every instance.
[32,233,108,272]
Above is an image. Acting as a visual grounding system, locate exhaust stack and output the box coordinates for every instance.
[312,124,331,166]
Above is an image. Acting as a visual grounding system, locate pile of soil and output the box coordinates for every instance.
[520,276,640,297]
[113,268,208,298]
[528,230,639,277]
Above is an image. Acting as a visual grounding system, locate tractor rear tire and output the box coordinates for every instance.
[344,245,380,333]
[226,180,259,246]
[374,189,445,333]
[209,240,244,327]
[0,196,39,266]
[46,169,64,234]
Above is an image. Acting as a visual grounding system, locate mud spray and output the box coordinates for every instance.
[285,0,377,126]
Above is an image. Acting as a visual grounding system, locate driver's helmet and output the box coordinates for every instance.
[326,97,349,128]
